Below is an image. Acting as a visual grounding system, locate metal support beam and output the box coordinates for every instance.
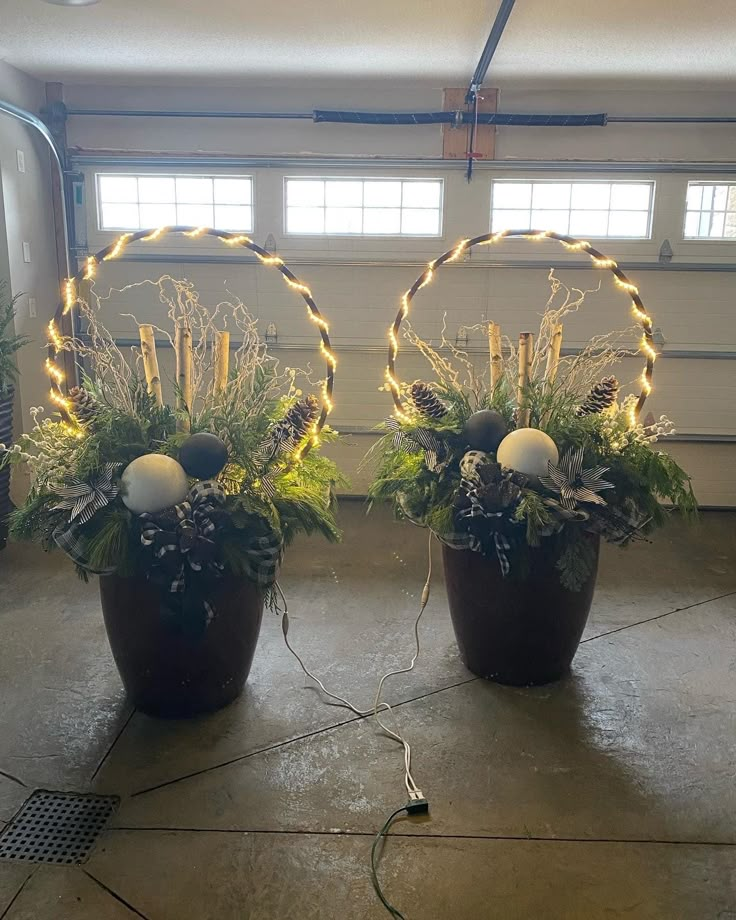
[466,0,517,103]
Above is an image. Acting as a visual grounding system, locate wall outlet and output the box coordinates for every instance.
[28,297,37,318]
[16,149,26,173]
[22,242,31,263]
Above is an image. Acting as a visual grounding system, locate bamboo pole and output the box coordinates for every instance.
[544,323,564,392]
[139,324,163,407]
[517,331,533,428]
[213,330,230,396]
[488,321,503,395]
[175,318,193,431]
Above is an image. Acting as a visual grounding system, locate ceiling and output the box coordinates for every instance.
[1,0,735,86]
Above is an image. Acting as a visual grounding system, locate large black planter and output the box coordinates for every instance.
[0,387,13,550]
[443,534,600,686]
[99,574,264,718]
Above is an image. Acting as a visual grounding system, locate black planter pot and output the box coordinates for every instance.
[0,387,13,551]
[442,534,600,687]
[99,574,264,718]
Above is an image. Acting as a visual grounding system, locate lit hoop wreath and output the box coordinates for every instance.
[386,229,656,427]
[47,226,336,450]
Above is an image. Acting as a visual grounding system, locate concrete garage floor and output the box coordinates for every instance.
[0,501,735,919]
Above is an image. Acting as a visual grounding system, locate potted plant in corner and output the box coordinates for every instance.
[369,233,696,687]
[1,271,342,717]
[0,282,29,550]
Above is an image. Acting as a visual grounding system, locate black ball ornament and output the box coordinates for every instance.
[462,409,508,453]
[178,432,228,480]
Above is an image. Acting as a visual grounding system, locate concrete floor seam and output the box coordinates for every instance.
[0,867,36,920]
[580,589,736,644]
[105,827,736,847]
[83,870,152,919]
[0,772,25,791]
[126,676,480,799]
[89,709,137,783]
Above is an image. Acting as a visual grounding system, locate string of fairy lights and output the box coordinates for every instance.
[48,226,336,445]
[385,229,656,428]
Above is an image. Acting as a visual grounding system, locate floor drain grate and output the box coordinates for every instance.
[0,790,119,865]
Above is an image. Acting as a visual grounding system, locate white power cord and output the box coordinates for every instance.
[276,530,433,799]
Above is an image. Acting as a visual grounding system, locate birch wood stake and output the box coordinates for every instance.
[213,330,230,395]
[544,323,564,392]
[539,323,563,428]
[517,331,533,428]
[139,324,163,407]
[488,321,503,395]
[175,317,193,431]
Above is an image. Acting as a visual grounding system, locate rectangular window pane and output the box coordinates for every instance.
[325,207,363,233]
[684,183,736,239]
[287,207,325,234]
[325,181,363,208]
[531,209,570,233]
[100,202,139,229]
[609,183,651,210]
[176,177,213,204]
[401,181,441,209]
[214,178,251,205]
[97,173,253,231]
[491,209,531,231]
[685,182,736,240]
[492,182,531,209]
[364,182,402,208]
[686,185,703,209]
[569,210,609,236]
[607,210,649,237]
[99,175,138,203]
[401,208,440,235]
[363,207,401,234]
[532,183,571,209]
[285,177,442,236]
[287,180,325,207]
[570,183,610,210]
[491,180,654,239]
[138,177,175,203]
[214,205,252,230]
[177,204,214,226]
[139,203,177,226]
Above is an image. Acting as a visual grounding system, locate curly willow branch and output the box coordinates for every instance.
[386,230,656,426]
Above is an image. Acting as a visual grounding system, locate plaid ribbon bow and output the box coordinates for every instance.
[140,480,282,625]
[385,418,447,473]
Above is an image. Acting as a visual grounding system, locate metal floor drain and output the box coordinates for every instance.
[0,790,119,865]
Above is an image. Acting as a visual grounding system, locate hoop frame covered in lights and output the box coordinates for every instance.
[385,229,657,427]
[48,226,336,447]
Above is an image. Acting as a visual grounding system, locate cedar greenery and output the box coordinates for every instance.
[2,277,343,597]
[0,282,29,398]
[368,273,696,591]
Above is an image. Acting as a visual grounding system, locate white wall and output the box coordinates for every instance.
[0,62,61,432]
[9,78,736,504]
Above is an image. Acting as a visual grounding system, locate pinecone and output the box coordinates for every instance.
[410,381,447,420]
[263,395,320,459]
[68,386,100,424]
[575,376,619,417]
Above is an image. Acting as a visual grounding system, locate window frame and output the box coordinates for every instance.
[94,172,255,234]
[683,181,736,241]
[489,178,656,241]
[282,176,445,239]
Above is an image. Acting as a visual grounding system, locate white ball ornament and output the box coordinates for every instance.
[121,454,189,514]
[496,429,559,478]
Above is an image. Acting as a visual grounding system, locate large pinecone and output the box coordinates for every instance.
[575,376,619,417]
[264,395,320,459]
[68,386,100,424]
[410,381,447,420]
